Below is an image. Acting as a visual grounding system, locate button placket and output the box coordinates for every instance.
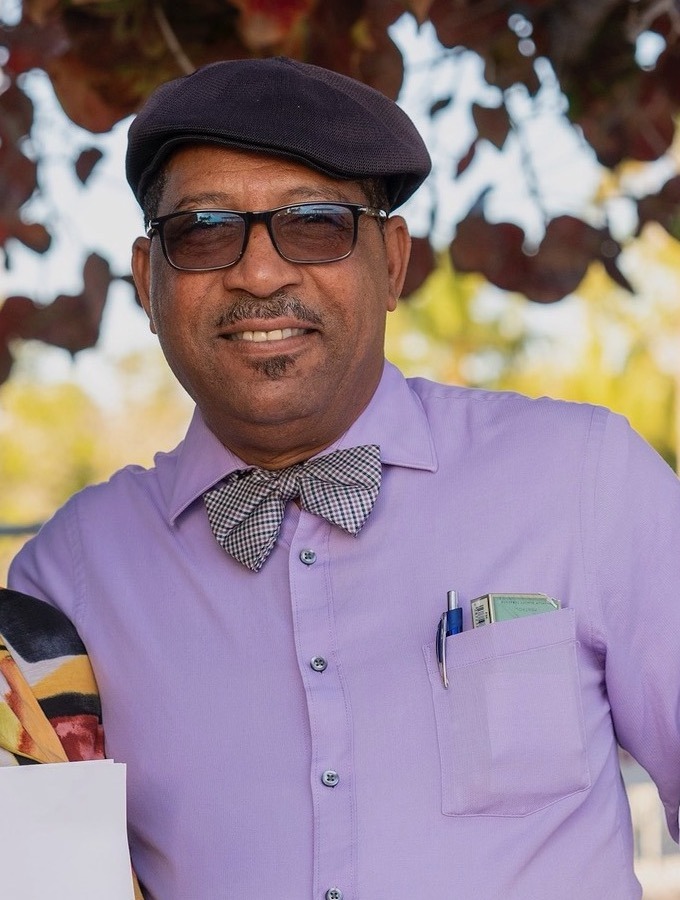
[290,515,356,900]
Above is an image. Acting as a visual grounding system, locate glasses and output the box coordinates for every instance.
[146,202,387,272]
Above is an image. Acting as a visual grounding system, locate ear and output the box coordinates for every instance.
[383,215,411,312]
[131,236,157,334]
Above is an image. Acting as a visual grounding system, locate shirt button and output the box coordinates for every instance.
[299,549,317,565]
[325,890,343,900]
[310,656,328,672]
[321,769,339,788]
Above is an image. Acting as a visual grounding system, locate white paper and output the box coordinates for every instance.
[0,759,135,900]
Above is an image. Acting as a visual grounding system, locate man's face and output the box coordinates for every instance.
[132,145,411,467]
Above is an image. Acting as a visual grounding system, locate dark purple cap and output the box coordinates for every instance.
[125,57,431,210]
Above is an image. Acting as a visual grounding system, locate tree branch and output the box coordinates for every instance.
[152,3,195,75]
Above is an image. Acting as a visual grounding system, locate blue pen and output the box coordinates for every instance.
[436,590,463,689]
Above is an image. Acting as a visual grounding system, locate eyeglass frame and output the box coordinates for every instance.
[145,201,388,272]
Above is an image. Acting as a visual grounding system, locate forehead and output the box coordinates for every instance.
[158,144,365,212]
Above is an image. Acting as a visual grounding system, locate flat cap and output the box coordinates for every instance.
[126,57,431,210]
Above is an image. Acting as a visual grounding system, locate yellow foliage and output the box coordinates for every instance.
[0,347,192,581]
[388,248,679,472]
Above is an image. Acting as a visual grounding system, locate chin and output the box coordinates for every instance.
[251,354,297,380]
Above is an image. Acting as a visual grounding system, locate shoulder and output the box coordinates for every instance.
[54,442,183,519]
[406,375,610,435]
[404,375,678,491]
[8,449,180,589]
[7,447,183,628]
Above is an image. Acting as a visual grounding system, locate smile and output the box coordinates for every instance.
[228,327,308,342]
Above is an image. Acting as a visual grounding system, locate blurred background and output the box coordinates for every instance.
[1,2,680,895]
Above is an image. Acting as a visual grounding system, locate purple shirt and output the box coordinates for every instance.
[9,361,680,900]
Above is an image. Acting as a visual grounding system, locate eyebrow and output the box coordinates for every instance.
[169,183,362,214]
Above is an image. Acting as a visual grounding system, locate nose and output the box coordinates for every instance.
[223,220,301,296]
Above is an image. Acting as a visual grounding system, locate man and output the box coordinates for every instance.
[8,57,680,900]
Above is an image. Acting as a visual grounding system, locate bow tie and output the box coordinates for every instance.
[203,444,381,572]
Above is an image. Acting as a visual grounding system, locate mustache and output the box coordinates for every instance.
[215,294,323,328]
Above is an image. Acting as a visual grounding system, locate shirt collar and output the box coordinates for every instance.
[324,360,437,470]
[165,360,437,524]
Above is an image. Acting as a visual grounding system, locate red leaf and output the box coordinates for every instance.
[449,215,525,285]
[0,340,13,385]
[455,142,477,177]
[10,253,111,354]
[0,295,37,343]
[74,147,103,184]
[401,237,435,296]
[472,102,511,149]
[0,214,50,253]
[10,220,52,253]
[449,214,621,303]
[0,141,38,214]
[637,175,680,238]
[600,253,634,293]
[82,252,112,305]
[0,82,34,142]
[577,72,675,167]
[517,216,599,302]
[46,52,131,133]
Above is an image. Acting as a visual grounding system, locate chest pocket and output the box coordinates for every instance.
[423,607,591,817]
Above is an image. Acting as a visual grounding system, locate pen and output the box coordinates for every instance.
[436,590,463,689]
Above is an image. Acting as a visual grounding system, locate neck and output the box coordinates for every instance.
[199,368,384,469]
[232,442,336,470]
[202,416,343,470]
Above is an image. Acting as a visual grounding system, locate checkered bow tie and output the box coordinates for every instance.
[203,444,381,572]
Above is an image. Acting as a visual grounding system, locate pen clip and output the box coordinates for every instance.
[436,611,449,689]
[436,591,462,689]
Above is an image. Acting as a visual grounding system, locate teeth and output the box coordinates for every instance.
[232,327,306,342]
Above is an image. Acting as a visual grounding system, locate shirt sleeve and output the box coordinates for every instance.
[7,496,82,629]
[589,409,680,841]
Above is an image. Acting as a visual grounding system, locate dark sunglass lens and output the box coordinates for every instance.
[163,212,244,270]
[273,204,355,262]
